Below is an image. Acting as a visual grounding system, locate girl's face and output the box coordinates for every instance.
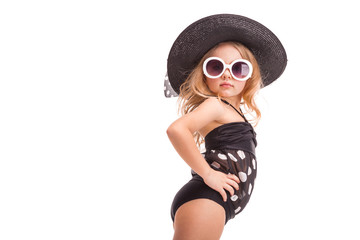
[205,43,246,100]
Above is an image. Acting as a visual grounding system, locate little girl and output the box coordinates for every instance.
[164,14,287,240]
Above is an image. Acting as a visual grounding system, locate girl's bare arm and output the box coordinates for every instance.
[166,98,240,201]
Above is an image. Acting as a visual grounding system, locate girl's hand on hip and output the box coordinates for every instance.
[203,169,240,202]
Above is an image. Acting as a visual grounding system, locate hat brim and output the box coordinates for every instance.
[165,14,287,97]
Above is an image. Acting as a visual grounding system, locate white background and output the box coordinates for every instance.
[1,0,359,239]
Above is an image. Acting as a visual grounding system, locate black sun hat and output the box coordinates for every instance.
[164,14,287,98]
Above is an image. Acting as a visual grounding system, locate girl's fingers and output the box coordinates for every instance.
[223,184,235,197]
[226,178,239,191]
[228,173,240,183]
[219,189,227,202]
[206,171,240,202]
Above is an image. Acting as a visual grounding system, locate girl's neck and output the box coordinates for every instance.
[221,96,242,109]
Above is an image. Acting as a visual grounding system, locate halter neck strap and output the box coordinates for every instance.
[220,99,249,123]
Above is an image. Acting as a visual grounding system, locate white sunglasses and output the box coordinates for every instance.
[203,57,253,81]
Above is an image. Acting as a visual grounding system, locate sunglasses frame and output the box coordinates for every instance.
[203,57,253,81]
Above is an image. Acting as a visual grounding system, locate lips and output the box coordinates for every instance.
[220,83,233,87]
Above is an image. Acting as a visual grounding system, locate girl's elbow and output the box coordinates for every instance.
[166,122,184,139]
[166,123,177,138]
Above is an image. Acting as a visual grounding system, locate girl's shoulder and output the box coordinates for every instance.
[201,97,225,109]
[202,96,221,106]
[198,97,226,117]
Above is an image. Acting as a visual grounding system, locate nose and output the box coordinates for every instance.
[222,67,232,80]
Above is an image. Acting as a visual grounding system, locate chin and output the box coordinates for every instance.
[218,92,243,99]
[218,91,237,97]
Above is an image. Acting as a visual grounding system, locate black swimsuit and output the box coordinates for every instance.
[170,99,257,224]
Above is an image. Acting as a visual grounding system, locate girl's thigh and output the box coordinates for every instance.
[173,199,225,240]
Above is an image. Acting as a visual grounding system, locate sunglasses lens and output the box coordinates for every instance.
[206,59,224,77]
[232,61,250,79]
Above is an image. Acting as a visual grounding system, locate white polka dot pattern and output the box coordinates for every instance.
[201,149,257,217]
[237,150,245,160]
[163,73,178,98]
[211,162,221,169]
[231,195,238,201]
[217,153,227,160]
[248,183,252,195]
[248,167,252,176]
[239,172,247,182]
[228,153,237,162]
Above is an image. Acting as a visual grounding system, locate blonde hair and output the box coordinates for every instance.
[178,41,263,146]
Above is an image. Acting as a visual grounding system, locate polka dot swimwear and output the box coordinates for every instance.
[170,99,257,224]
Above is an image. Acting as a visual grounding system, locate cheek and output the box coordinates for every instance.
[233,81,246,94]
[205,78,216,90]
[235,81,246,90]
